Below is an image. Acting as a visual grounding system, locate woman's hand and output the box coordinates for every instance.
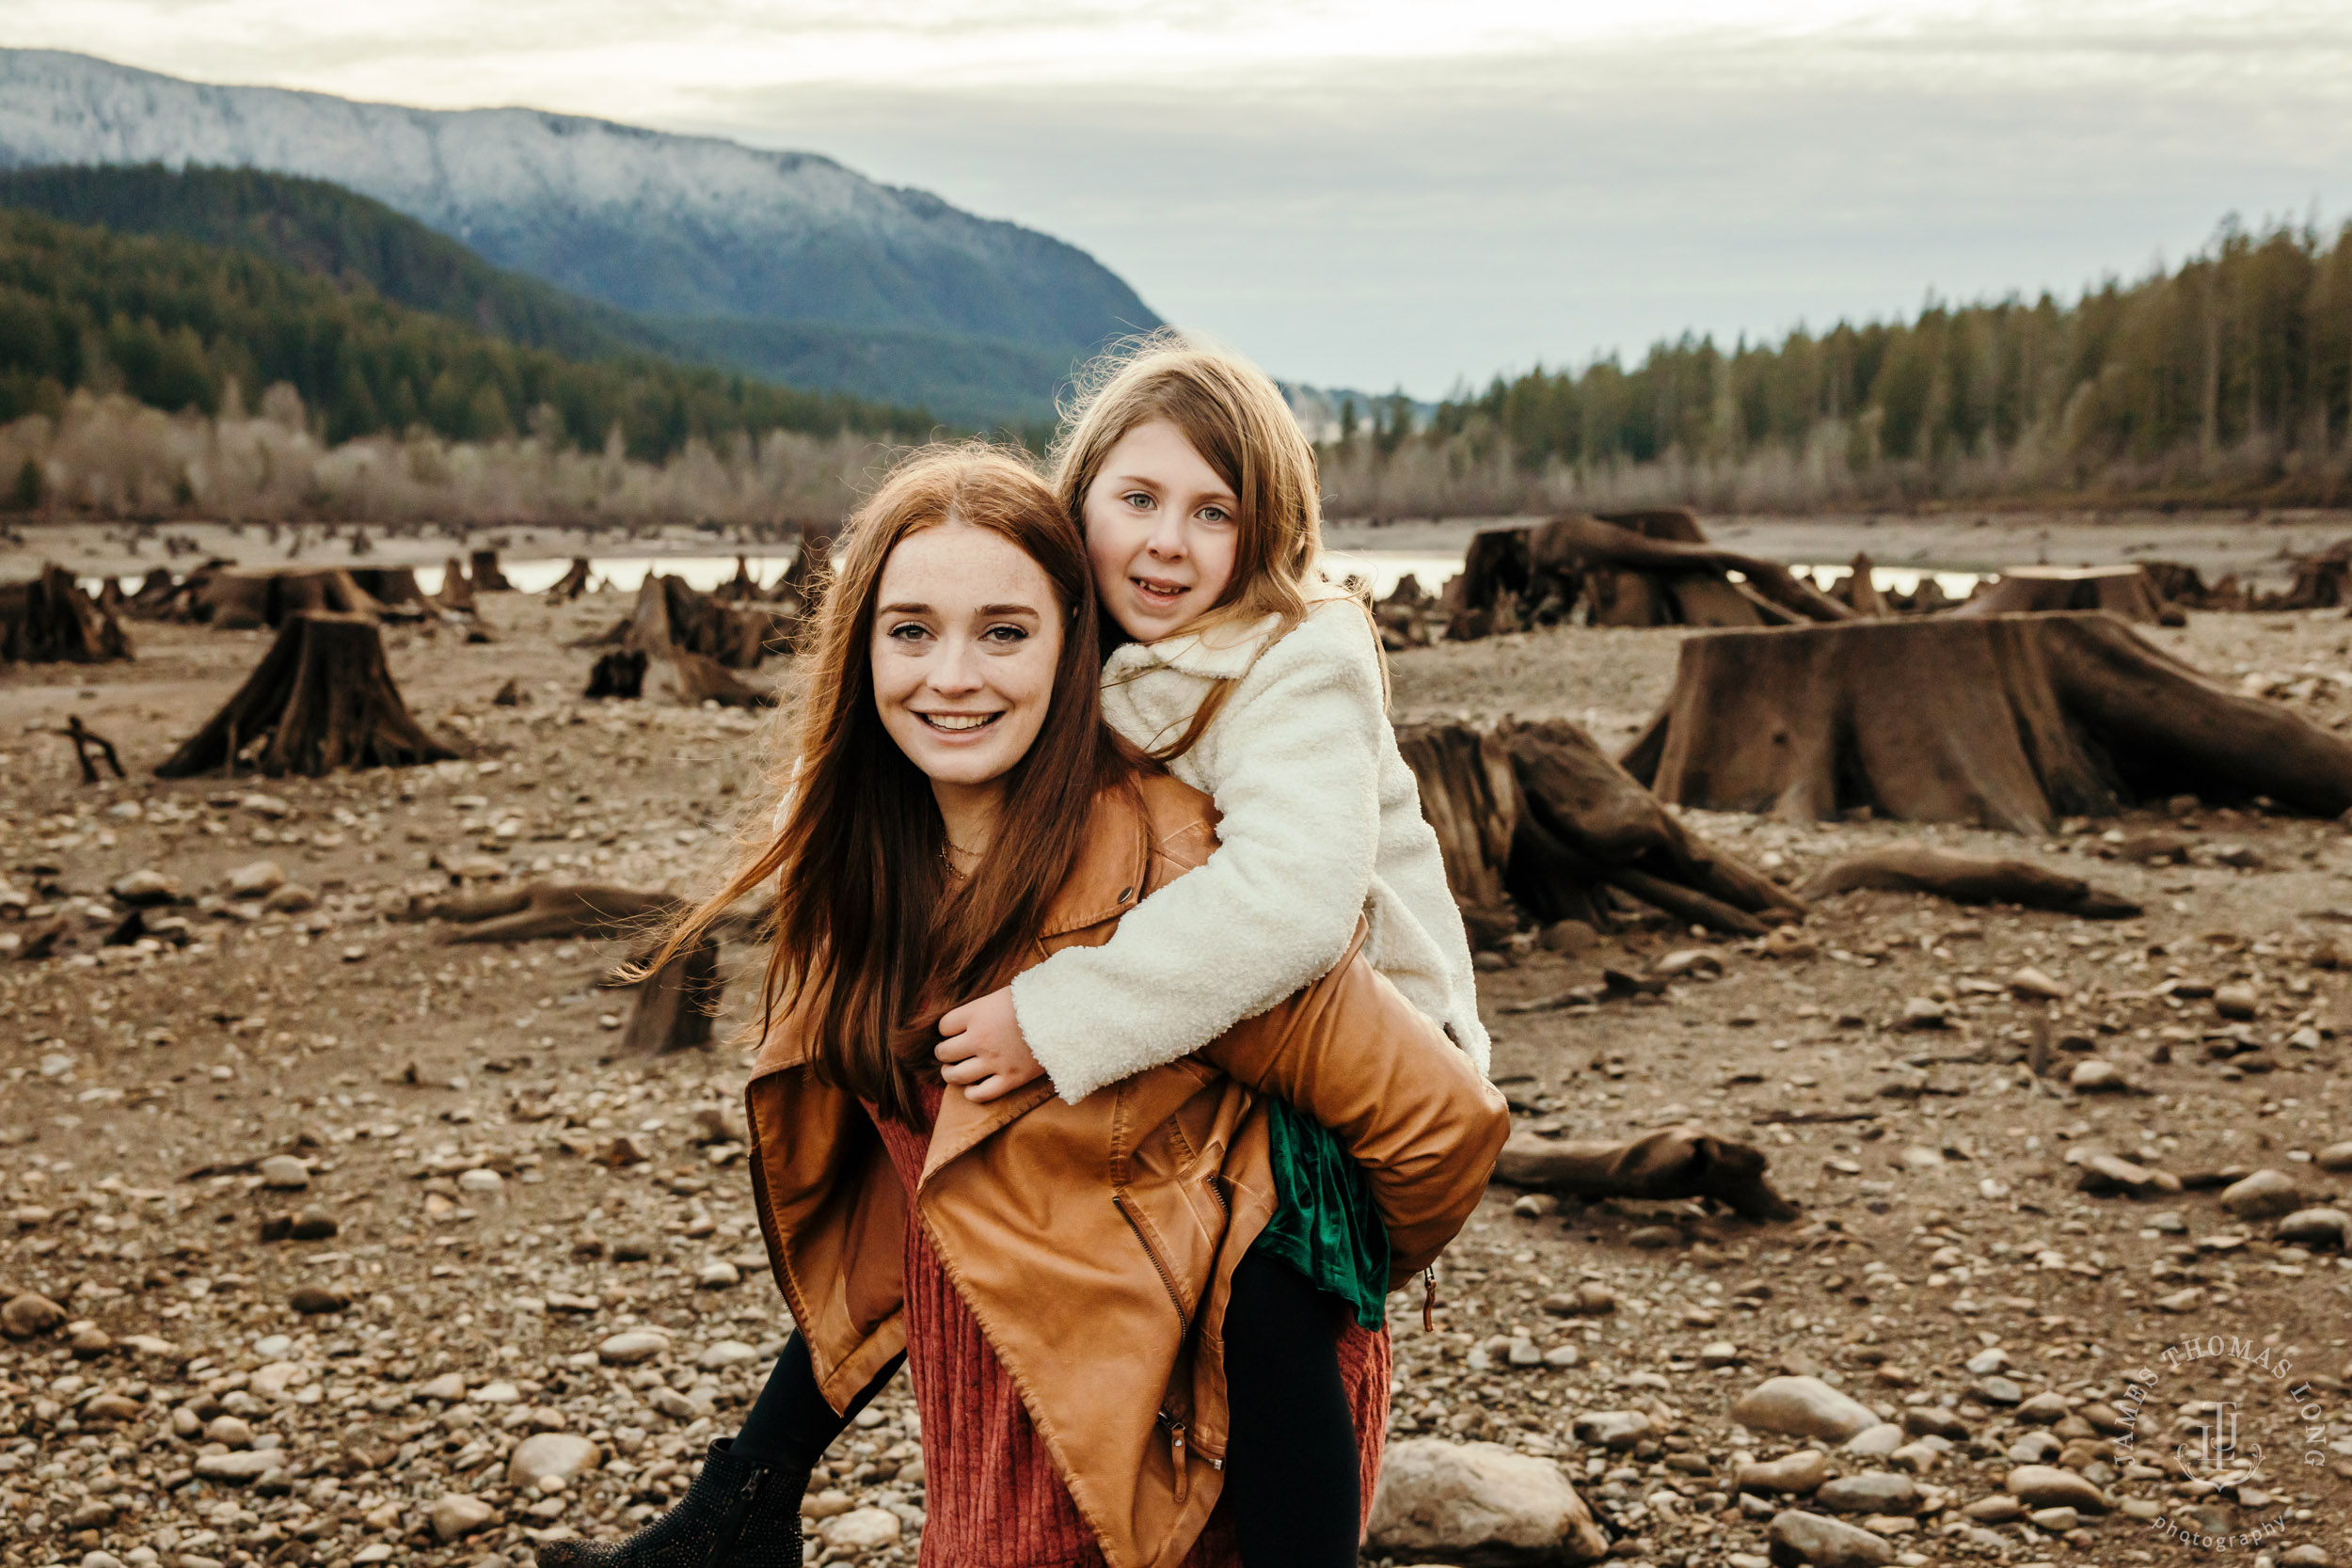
[936,987,1046,1101]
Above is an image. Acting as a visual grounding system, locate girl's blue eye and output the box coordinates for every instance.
[1200,506,1231,525]
[1123,491,1153,510]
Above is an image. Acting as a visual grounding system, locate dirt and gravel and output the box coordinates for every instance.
[4,527,2352,1568]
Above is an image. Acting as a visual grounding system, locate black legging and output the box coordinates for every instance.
[731,1336,904,1470]
[730,1254,1359,1566]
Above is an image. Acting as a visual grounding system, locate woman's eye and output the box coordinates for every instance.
[887,623,929,642]
[982,624,1029,644]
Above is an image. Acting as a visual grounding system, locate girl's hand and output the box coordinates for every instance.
[936,987,1045,1102]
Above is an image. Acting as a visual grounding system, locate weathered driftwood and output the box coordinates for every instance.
[429,883,683,943]
[1526,515,1853,626]
[1799,843,2141,919]
[1623,611,2352,831]
[156,611,458,779]
[584,649,648,700]
[54,716,125,784]
[545,558,594,603]
[660,648,777,708]
[1956,564,2177,626]
[1493,1124,1796,1222]
[2263,540,2352,610]
[620,936,721,1054]
[2140,561,2242,611]
[1373,574,1438,651]
[0,564,132,663]
[1399,718,1803,942]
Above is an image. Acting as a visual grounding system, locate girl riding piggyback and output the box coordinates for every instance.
[933,333,1493,1565]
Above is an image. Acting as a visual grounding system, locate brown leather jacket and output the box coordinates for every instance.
[744,772,1509,1568]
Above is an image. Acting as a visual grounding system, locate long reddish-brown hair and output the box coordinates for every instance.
[649,444,1138,1124]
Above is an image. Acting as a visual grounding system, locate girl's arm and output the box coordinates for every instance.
[1012,608,1388,1103]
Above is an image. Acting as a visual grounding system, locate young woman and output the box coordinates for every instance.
[539,447,1506,1568]
[931,335,1489,1565]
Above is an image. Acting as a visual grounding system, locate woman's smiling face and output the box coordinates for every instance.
[870,520,1065,797]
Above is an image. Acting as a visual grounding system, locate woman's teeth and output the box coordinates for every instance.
[922,713,998,732]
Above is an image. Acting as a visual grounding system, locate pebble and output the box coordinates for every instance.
[597,1329,672,1365]
[2220,1168,2304,1221]
[0,1291,67,1338]
[262,882,318,913]
[2317,1142,2352,1173]
[259,1154,311,1190]
[1700,1340,1742,1368]
[2280,1547,2332,1567]
[2028,1505,2081,1531]
[2004,1464,2109,1512]
[1570,1410,1652,1449]
[1966,1375,2023,1405]
[417,1371,467,1402]
[508,1433,603,1488]
[288,1284,350,1314]
[696,1260,742,1288]
[1896,997,1947,1030]
[2008,966,2068,1000]
[1840,1423,1903,1457]
[456,1167,505,1196]
[698,1339,763,1370]
[205,1414,255,1447]
[1732,1376,1883,1440]
[1816,1472,1918,1516]
[429,1494,498,1542]
[2276,1208,2349,1248]
[1767,1508,1896,1567]
[192,1450,278,1484]
[1737,1449,1830,1495]
[1962,1496,2024,1523]
[1365,1438,1609,1562]
[822,1508,903,1549]
[111,869,181,905]
[1900,1407,1967,1441]
[226,860,287,897]
[2214,981,2261,1019]
[2014,1391,2070,1424]
[2068,1059,2129,1092]
[1962,1347,2007,1374]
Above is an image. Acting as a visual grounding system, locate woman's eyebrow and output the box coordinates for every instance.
[878,600,930,615]
[977,603,1042,617]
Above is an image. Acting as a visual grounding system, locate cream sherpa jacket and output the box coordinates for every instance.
[1011,594,1492,1103]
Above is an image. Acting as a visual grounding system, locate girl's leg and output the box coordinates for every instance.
[1221,1253,1359,1568]
[733,1335,905,1467]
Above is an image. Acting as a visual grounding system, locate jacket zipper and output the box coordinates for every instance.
[1114,1192,1190,1333]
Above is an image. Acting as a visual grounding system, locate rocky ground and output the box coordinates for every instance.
[3,577,2352,1568]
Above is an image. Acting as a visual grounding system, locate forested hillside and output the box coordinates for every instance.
[1325,218,2352,515]
[0,202,922,457]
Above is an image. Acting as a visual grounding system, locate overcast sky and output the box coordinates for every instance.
[9,1,2352,396]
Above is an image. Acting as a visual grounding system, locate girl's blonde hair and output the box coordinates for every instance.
[1049,328,1324,648]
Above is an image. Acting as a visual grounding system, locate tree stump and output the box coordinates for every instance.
[628,574,779,670]
[1823,553,1889,617]
[1399,718,1801,942]
[435,556,477,615]
[0,564,133,663]
[1956,565,2175,625]
[156,611,459,778]
[585,649,648,700]
[469,549,516,593]
[196,567,389,630]
[620,935,721,1054]
[1622,611,2352,831]
[773,522,838,614]
[545,558,593,603]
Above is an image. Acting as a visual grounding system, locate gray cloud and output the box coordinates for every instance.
[9,3,2351,394]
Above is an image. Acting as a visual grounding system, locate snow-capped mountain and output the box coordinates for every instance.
[0,48,1158,354]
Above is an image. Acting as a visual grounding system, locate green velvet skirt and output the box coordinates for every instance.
[1250,1098,1391,1329]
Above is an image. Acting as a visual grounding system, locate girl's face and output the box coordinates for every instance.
[870,522,1064,800]
[1081,418,1239,643]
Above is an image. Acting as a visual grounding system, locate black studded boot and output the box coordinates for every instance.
[536,1439,808,1568]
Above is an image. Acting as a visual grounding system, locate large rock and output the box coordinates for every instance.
[111,869,182,906]
[508,1433,602,1489]
[2005,1465,2109,1513]
[1732,1377,1882,1441]
[1366,1438,1610,1564]
[226,860,287,898]
[1767,1510,1896,1568]
[820,1508,902,1549]
[2219,1168,2303,1221]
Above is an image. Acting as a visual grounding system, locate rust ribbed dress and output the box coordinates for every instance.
[870,1088,1391,1568]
